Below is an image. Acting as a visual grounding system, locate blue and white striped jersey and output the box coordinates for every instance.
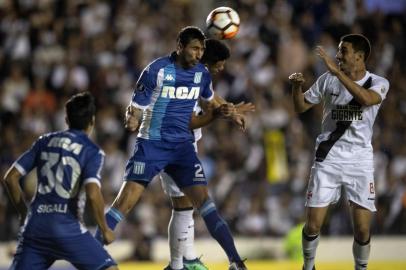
[131,52,214,142]
[13,129,104,238]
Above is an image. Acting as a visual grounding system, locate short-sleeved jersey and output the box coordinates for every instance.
[131,52,214,142]
[13,129,104,238]
[304,71,389,162]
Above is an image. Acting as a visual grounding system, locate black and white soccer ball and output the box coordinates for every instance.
[206,7,240,39]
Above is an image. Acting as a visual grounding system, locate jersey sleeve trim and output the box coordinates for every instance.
[368,78,390,101]
[131,101,149,110]
[83,178,101,188]
[200,92,214,101]
[304,96,318,104]
[13,162,27,176]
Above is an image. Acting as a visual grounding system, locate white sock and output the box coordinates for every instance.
[183,211,197,260]
[302,229,319,270]
[169,209,194,269]
[353,238,370,270]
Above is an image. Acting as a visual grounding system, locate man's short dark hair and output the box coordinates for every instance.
[65,92,96,130]
[177,26,206,47]
[340,34,371,61]
[201,39,230,65]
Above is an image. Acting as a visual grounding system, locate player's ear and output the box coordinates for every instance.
[87,116,96,135]
[355,51,364,63]
[176,42,184,53]
[90,116,95,127]
[65,116,70,127]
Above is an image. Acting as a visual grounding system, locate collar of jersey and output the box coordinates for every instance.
[67,129,87,137]
[355,71,370,84]
[169,51,177,62]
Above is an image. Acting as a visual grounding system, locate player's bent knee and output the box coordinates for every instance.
[354,226,370,241]
[182,185,209,208]
[305,222,322,235]
[171,195,193,209]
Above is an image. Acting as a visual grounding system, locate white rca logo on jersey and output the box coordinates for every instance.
[161,86,200,99]
[194,72,202,83]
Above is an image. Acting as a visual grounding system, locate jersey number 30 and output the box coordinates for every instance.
[38,152,81,198]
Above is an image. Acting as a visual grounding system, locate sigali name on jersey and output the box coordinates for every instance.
[37,203,68,214]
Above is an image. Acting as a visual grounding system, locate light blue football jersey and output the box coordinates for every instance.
[131,52,214,142]
[13,129,104,238]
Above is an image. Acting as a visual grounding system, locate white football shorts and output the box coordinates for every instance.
[305,161,376,212]
[160,171,184,197]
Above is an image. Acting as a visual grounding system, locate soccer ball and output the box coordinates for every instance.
[206,7,240,39]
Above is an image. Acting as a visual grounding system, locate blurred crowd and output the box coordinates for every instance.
[1,0,406,260]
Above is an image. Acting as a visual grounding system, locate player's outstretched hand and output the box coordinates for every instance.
[235,102,255,115]
[288,72,305,85]
[315,46,340,75]
[231,114,246,131]
[102,228,115,245]
[124,106,139,132]
[218,103,237,117]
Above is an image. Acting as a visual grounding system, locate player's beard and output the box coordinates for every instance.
[188,56,199,67]
[183,56,198,68]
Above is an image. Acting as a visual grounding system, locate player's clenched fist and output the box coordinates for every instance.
[124,105,139,132]
[288,72,305,85]
[102,228,115,245]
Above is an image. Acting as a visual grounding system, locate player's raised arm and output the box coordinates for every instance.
[211,94,255,116]
[235,101,255,115]
[189,102,236,129]
[189,106,216,129]
[125,59,158,132]
[315,46,382,106]
[85,182,115,245]
[198,95,250,131]
[2,167,27,224]
[289,72,315,113]
[211,93,236,116]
